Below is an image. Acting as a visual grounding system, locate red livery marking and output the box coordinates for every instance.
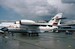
[52,22,58,26]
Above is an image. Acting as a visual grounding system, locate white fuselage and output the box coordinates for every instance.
[0,22,58,33]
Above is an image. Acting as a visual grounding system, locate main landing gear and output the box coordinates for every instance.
[28,33,39,36]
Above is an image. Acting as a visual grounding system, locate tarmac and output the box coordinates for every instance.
[0,32,75,49]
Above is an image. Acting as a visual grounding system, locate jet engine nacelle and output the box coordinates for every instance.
[15,20,35,25]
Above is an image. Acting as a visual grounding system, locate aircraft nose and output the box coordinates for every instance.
[0,27,8,31]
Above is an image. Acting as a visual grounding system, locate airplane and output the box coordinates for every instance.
[0,13,63,36]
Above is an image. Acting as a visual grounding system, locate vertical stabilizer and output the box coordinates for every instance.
[48,13,63,26]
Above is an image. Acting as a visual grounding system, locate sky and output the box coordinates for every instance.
[0,0,75,21]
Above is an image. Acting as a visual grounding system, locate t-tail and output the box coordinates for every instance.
[48,13,63,26]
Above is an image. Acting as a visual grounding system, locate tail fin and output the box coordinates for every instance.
[48,13,63,26]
